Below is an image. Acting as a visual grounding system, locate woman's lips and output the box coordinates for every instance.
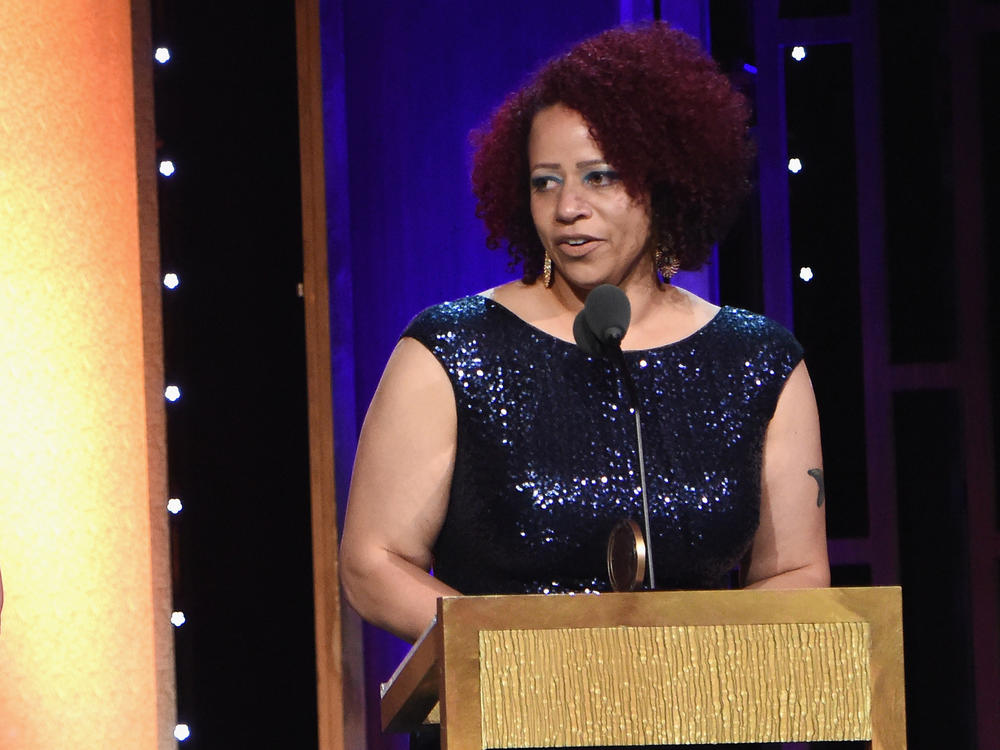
[556,237,602,256]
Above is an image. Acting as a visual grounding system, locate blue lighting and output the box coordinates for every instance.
[742,63,758,75]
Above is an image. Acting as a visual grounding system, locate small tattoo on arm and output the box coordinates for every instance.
[807,468,825,507]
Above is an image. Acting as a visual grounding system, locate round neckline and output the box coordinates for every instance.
[479,295,730,354]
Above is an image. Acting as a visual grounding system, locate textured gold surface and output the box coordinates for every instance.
[479,622,870,746]
[0,1,171,748]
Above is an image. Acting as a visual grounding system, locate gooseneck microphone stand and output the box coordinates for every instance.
[573,284,656,590]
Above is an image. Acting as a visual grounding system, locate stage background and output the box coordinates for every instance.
[3,2,993,749]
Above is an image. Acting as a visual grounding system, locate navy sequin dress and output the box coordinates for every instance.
[402,295,803,596]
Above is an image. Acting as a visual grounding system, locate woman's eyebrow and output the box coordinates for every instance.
[530,159,609,170]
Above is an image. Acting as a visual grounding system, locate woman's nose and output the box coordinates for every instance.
[555,186,591,223]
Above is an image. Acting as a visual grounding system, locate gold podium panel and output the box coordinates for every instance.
[382,587,905,749]
[480,622,870,746]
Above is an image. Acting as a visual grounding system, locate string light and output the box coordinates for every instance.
[799,266,814,282]
[788,157,803,174]
[742,62,758,75]
[157,27,195,750]
[791,46,807,61]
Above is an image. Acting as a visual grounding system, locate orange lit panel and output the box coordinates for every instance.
[0,1,171,747]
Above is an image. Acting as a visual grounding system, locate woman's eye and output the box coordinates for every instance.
[530,175,559,191]
[584,170,620,187]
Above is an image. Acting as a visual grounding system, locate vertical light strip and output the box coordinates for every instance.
[0,1,172,748]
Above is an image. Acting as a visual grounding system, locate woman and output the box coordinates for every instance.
[340,23,828,646]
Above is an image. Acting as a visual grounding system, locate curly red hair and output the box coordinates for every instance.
[471,22,754,282]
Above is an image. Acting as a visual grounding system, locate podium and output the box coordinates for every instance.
[381,587,905,748]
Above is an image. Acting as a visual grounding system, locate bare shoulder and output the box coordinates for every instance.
[369,336,455,428]
[482,280,542,311]
[385,334,449,383]
[667,284,720,326]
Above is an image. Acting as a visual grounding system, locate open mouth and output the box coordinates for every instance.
[558,236,601,252]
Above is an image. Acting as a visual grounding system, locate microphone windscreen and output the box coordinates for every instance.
[583,284,631,344]
[573,309,605,356]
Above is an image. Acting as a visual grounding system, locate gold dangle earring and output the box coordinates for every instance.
[543,252,554,288]
[655,245,680,282]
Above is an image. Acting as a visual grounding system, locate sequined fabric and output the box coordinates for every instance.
[402,295,803,595]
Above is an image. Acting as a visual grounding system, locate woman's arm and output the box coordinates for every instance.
[743,361,831,589]
[339,337,461,642]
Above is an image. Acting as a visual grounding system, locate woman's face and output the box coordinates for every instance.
[528,104,653,292]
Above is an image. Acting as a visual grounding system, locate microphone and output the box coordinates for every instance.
[573,284,631,356]
[573,285,657,590]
